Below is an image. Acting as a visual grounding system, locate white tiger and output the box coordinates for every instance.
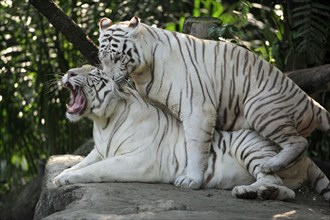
[98,16,330,189]
[53,66,330,202]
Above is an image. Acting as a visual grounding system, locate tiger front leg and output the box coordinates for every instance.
[53,149,102,186]
[174,110,216,189]
[55,149,101,177]
[53,153,157,187]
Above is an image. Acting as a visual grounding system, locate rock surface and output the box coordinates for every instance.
[34,155,330,220]
[0,176,43,220]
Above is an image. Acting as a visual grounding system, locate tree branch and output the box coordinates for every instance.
[286,65,330,94]
[29,0,99,66]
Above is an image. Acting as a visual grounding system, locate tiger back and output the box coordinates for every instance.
[98,17,330,189]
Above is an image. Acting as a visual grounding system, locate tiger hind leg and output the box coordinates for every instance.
[246,112,309,173]
[260,135,307,173]
[232,173,295,201]
[245,100,309,173]
[231,140,295,201]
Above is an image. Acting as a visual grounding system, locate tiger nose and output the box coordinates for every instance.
[67,70,77,79]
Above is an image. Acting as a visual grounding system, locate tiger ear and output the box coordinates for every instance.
[129,16,140,29]
[99,17,113,31]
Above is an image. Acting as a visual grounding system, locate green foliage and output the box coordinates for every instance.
[291,0,330,66]
[195,1,284,66]
[308,130,330,161]
[0,0,92,198]
[208,24,240,41]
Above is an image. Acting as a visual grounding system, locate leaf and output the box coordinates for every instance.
[293,0,311,2]
[292,4,312,14]
[312,2,330,11]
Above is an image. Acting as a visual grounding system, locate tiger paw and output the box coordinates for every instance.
[53,171,79,187]
[53,173,69,187]
[174,175,202,189]
[257,184,295,201]
[231,185,258,199]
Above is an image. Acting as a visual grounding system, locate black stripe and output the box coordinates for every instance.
[221,138,227,155]
[144,25,157,39]
[233,131,248,156]
[150,108,162,144]
[256,60,263,81]
[178,90,183,117]
[214,43,219,79]
[257,114,290,135]
[244,82,269,116]
[242,50,249,75]
[184,41,206,103]
[296,98,310,128]
[113,134,135,156]
[299,101,315,133]
[146,44,158,96]
[320,183,330,195]
[172,32,189,97]
[204,148,217,185]
[246,155,265,173]
[242,66,251,104]
[157,68,166,93]
[228,70,236,109]
[165,83,173,107]
[223,44,227,79]
[205,85,216,109]
[235,49,241,77]
[106,102,131,157]
[257,69,265,88]
[189,76,194,116]
[163,32,173,51]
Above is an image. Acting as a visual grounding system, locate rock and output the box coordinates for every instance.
[73,138,94,156]
[0,176,43,220]
[34,155,330,220]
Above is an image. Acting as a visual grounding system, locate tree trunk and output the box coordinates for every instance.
[286,65,330,94]
[29,0,99,66]
[182,17,220,39]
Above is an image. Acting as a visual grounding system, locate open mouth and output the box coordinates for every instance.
[64,82,87,115]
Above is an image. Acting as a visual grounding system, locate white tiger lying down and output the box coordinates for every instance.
[54,66,330,201]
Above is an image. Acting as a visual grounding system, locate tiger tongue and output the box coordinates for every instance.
[67,93,86,114]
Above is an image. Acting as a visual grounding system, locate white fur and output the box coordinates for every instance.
[98,17,330,189]
[53,67,330,202]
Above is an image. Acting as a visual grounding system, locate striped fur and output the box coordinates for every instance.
[53,66,330,202]
[98,17,330,189]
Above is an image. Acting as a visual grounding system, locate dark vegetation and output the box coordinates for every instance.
[1,0,330,204]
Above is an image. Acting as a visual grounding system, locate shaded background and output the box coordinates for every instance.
[1,0,330,203]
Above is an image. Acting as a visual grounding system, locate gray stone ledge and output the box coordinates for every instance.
[34,155,330,220]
